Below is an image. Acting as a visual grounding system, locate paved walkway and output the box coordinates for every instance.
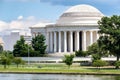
[22,57,117,63]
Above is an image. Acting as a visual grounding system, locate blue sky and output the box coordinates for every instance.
[0,0,68,22]
[0,0,120,22]
[0,0,120,33]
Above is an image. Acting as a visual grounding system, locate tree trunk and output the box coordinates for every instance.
[17,64,18,68]
[68,65,70,69]
[115,55,119,69]
[4,65,6,69]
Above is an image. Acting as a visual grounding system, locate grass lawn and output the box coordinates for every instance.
[0,63,119,75]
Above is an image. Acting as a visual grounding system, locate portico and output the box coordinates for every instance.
[47,30,99,53]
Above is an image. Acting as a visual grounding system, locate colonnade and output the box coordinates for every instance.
[48,30,99,53]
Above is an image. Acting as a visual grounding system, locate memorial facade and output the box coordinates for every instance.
[30,4,104,54]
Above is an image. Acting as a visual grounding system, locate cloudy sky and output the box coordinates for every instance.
[0,0,120,34]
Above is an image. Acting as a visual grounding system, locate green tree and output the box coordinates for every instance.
[1,57,11,68]
[0,51,13,69]
[92,54,101,62]
[87,43,102,62]
[114,61,120,69]
[32,34,47,56]
[92,60,108,69]
[98,15,120,69]
[87,43,108,56]
[0,57,11,69]
[63,54,74,68]
[87,42,109,62]
[13,36,28,57]
[14,57,22,68]
[87,43,99,55]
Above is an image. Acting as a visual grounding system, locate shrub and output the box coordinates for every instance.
[114,61,120,69]
[63,54,74,68]
[75,50,88,57]
[92,60,108,69]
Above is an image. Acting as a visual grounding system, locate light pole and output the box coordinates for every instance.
[28,44,30,66]
[26,36,32,67]
[27,41,31,67]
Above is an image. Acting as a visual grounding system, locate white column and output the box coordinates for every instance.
[76,31,79,51]
[64,31,67,52]
[50,32,53,52]
[34,33,36,37]
[96,31,99,40]
[90,31,93,45]
[32,32,34,37]
[83,31,86,51]
[70,31,73,52]
[54,31,57,52]
[46,32,49,52]
[59,31,61,53]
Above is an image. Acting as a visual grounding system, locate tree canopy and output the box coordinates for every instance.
[98,15,120,69]
[13,36,28,57]
[32,34,47,55]
[0,51,14,68]
[13,35,47,57]
[14,57,22,68]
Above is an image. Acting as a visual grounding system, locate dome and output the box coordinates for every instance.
[65,4,102,13]
[0,37,4,45]
[56,4,104,26]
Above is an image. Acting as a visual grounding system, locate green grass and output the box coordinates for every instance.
[0,63,119,75]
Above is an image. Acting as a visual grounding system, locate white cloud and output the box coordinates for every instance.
[0,16,40,36]
[9,20,23,29]
[0,21,9,31]
[10,16,40,30]
[17,16,23,20]
[26,16,36,21]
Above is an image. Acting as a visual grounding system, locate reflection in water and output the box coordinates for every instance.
[0,74,120,80]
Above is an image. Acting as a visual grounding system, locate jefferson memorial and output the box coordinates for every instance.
[30,4,104,54]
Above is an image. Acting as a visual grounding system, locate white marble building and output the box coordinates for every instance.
[30,4,104,54]
[1,30,32,51]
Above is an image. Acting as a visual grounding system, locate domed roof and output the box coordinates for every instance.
[56,4,104,26]
[0,37,4,44]
[65,4,102,13]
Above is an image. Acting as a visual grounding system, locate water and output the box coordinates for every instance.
[0,74,120,80]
